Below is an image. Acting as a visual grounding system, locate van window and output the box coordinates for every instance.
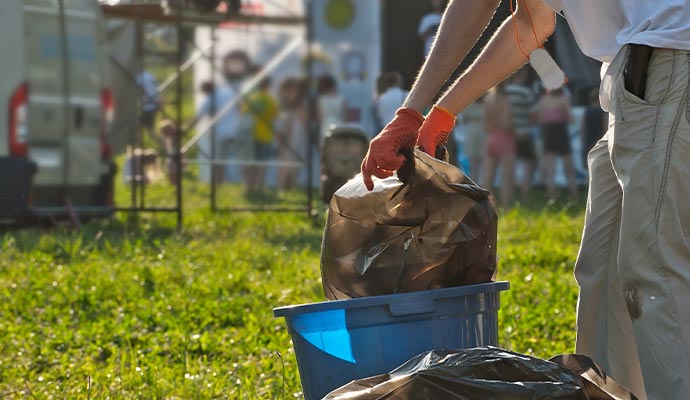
[59,0,105,98]
[65,11,104,96]
[65,18,102,96]
[24,7,65,97]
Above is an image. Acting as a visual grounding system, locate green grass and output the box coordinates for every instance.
[22,48,589,399]
[497,202,582,354]
[0,136,584,399]
[0,176,586,398]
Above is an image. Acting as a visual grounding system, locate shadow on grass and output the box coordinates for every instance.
[0,213,178,256]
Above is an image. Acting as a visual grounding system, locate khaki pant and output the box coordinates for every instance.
[575,47,690,400]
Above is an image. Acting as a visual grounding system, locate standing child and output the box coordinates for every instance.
[244,76,279,193]
[275,77,308,191]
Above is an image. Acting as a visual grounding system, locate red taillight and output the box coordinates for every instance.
[100,88,114,160]
[8,83,29,157]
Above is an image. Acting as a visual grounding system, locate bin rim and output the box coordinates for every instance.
[273,281,509,318]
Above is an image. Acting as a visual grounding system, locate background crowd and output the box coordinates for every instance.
[131,0,607,207]
[134,61,606,206]
[462,70,606,206]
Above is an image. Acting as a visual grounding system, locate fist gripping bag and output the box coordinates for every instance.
[321,149,498,300]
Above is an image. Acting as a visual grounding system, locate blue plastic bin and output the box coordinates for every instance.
[273,281,510,400]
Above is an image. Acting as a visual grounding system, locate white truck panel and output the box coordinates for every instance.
[0,2,26,157]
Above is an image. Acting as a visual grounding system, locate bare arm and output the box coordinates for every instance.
[437,0,556,114]
[404,0,502,113]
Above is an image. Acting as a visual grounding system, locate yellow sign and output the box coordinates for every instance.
[325,0,356,30]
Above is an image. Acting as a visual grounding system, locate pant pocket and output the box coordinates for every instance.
[610,84,657,186]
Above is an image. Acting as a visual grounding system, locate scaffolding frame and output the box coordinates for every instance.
[101,1,314,228]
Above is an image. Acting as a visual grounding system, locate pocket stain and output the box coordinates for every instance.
[624,287,642,320]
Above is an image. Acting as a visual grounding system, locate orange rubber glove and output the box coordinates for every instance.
[361,108,424,191]
[416,105,457,156]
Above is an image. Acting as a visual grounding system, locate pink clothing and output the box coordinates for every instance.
[538,106,569,124]
[486,129,516,159]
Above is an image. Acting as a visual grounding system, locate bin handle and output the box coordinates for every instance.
[388,292,435,316]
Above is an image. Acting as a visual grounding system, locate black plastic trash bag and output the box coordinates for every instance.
[324,347,639,400]
[321,149,498,300]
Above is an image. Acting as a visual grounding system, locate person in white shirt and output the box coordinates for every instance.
[376,72,408,130]
[187,81,242,183]
[136,71,165,149]
[417,0,445,57]
[361,1,690,399]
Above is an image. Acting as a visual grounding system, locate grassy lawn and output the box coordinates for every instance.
[0,176,585,398]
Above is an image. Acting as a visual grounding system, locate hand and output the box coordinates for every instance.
[416,105,456,156]
[361,108,424,190]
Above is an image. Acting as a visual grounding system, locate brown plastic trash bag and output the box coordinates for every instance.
[324,348,639,400]
[321,149,498,300]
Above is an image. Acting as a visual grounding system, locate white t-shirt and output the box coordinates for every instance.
[545,0,690,63]
[376,87,408,126]
[544,0,690,110]
[197,86,240,140]
[418,13,442,56]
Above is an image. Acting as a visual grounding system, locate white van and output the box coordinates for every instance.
[0,0,115,224]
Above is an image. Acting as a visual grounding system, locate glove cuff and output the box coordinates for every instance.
[396,107,425,127]
[426,105,456,130]
[425,105,457,144]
